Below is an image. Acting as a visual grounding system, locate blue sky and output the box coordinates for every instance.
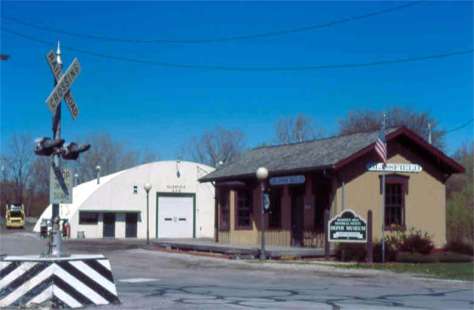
[1,1,473,159]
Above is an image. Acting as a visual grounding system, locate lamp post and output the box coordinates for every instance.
[256,167,269,260]
[96,165,101,184]
[144,183,152,245]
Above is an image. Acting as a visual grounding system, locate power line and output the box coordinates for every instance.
[2,28,473,72]
[445,119,474,134]
[2,2,423,44]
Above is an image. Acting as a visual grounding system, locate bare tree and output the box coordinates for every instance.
[29,157,50,196]
[447,142,474,197]
[182,127,245,167]
[74,133,159,182]
[139,149,160,165]
[338,107,445,148]
[27,156,50,216]
[1,134,34,215]
[275,114,323,144]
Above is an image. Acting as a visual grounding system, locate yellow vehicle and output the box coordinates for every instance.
[5,204,25,228]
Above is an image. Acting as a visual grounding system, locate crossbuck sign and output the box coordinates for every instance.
[45,51,81,118]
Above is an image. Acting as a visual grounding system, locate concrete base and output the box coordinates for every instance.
[0,254,120,308]
[154,239,331,259]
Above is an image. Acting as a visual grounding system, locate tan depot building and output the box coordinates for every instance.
[200,127,464,249]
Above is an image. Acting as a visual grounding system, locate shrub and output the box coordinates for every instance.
[335,244,367,262]
[397,251,472,263]
[444,240,474,256]
[398,229,434,255]
[373,240,398,262]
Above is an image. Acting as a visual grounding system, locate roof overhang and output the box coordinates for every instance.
[200,165,334,183]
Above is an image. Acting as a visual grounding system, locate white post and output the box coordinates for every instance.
[381,113,387,263]
[428,123,432,144]
[256,167,269,260]
[144,183,152,245]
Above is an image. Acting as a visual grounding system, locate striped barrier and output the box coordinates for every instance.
[0,254,120,308]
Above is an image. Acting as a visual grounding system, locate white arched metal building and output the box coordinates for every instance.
[34,161,215,239]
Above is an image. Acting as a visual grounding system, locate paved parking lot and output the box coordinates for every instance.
[1,230,473,309]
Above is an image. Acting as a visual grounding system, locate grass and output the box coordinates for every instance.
[337,262,474,281]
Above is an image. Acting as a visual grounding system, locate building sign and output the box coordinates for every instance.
[166,184,185,193]
[269,175,305,186]
[367,162,422,173]
[50,167,73,204]
[328,209,367,243]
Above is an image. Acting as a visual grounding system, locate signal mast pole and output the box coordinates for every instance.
[50,41,63,256]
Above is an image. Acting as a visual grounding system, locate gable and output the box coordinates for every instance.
[334,127,464,176]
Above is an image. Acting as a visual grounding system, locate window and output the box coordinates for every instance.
[268,188,282,229]
[385,182,405,228]
[79,212,99,225]
[380,175,408,229]
[236,190,252,229]
[9,211,23,218]
[219,190,230,231]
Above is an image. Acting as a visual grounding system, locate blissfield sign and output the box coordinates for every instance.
[328,209,367,243]
[367,162,422,173]
[269,175,305,186]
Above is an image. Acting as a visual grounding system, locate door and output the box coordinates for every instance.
[314,181,331,232]
[125,213,138,238]
[291,188,305,246]
[103,213,115,238]
[157,194,195,239]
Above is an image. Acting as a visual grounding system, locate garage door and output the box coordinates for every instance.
[157,195,195,239]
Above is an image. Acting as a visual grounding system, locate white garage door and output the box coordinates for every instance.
[158,195,194,238]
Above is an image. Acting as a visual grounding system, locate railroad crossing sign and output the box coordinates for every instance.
[45,51,80,118]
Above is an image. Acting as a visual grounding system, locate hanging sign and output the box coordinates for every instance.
[367,162,422,173]
[263,193,270,212]
[328,209,367,243]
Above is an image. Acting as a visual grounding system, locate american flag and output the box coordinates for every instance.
[375,128,387,163]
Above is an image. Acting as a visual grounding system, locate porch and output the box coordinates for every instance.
[215,171,335,248]
[154,239,329,259]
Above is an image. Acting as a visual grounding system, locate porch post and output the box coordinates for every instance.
[324,209,330,258]
[367,209,373,263]
[303,174,315,246]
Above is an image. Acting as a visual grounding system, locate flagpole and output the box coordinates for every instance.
[381,113,386,263]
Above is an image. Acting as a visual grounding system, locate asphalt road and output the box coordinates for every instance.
[1,231,473,309]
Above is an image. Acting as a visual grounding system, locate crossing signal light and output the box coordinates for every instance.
[61,143,90,160]
[34,137,65,156]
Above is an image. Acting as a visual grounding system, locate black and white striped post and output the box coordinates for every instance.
[0,255,120,308]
